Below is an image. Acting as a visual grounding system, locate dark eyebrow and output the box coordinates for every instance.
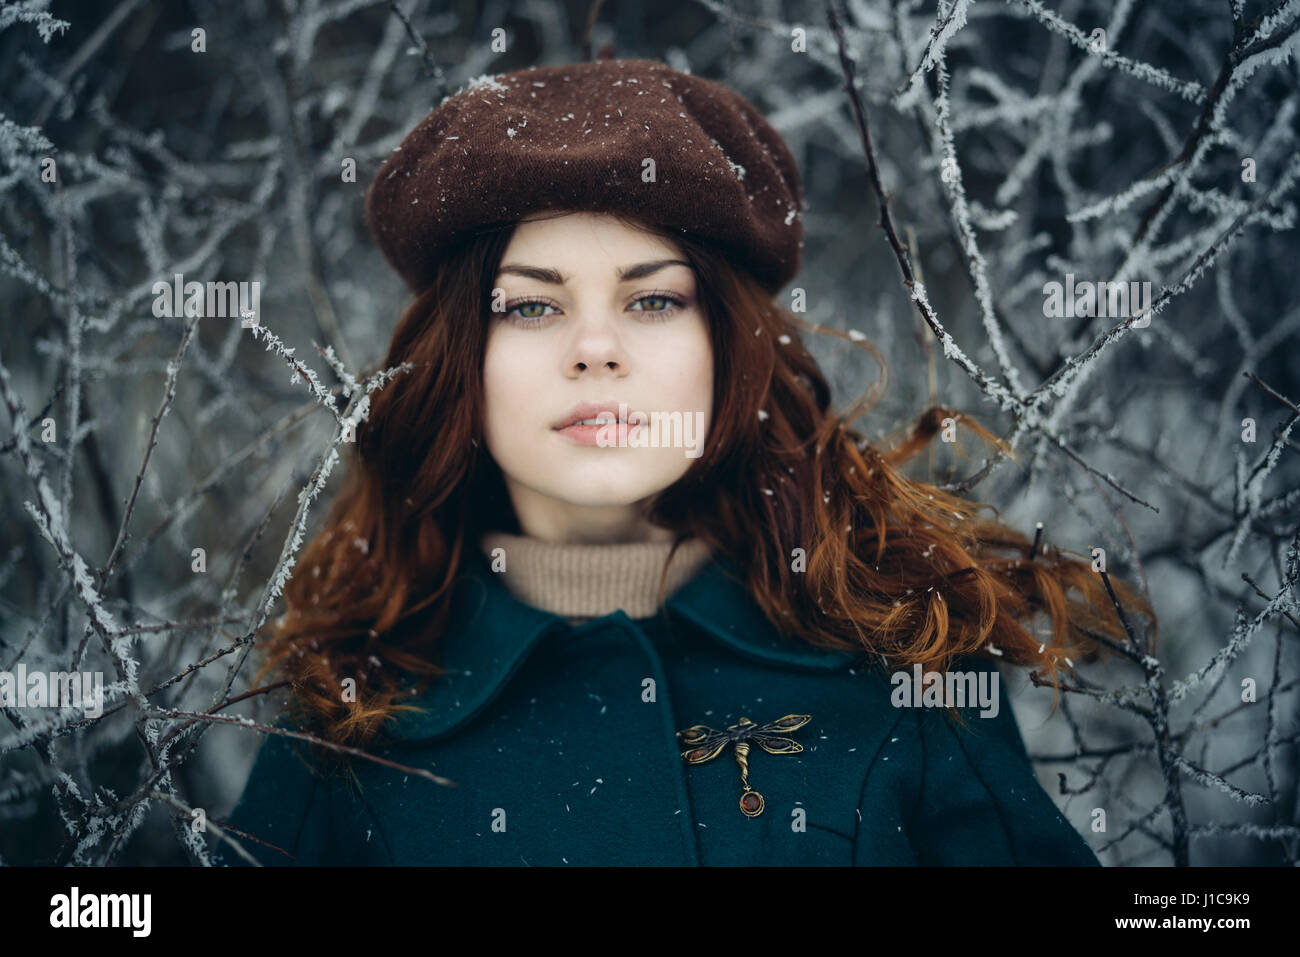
[496,259,692,285]
[618,259,691,281]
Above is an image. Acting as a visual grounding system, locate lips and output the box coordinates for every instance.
[552,401,628,430]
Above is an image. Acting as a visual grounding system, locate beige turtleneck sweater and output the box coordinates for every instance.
[477,530,715,624]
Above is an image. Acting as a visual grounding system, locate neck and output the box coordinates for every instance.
[478,530,714,621]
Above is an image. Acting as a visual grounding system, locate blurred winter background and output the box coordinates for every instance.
[0,0,1296,865]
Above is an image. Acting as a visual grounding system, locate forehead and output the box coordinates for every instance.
[504,211,684,259]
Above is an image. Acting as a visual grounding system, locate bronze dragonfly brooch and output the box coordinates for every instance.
[676,714,811,817]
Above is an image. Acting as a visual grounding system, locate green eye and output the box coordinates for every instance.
[504,299,558,326]
[502,292,686,328]
[629,293,685,319]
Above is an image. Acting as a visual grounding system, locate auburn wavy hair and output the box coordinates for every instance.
[253,209,1156,758]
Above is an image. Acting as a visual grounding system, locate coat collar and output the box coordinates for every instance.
[385,546,860,743]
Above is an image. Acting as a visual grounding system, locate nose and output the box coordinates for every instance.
[574,359,620,372]
[566,311,628,377]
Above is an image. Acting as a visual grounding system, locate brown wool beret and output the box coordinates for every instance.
[365,54,804,296]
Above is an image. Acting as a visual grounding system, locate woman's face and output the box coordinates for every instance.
[482,211,713,543]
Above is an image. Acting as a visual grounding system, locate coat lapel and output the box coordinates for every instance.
[384,547,565,743]
[664,558,862,672]
[385,546,862,743]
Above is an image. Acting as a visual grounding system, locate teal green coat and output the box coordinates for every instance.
[215,550,1100,866]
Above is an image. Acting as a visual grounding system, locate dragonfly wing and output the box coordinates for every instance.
[681,734,729,764]
[677,724,717,747]
[754,714,811,735]
[753,733,804,755]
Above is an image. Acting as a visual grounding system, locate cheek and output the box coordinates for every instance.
[481,333,529,436]
[676,321,714,410]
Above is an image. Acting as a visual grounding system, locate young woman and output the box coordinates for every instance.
[215,54,1152,867]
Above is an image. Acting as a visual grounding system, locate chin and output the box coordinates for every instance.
[550,476,667,508]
